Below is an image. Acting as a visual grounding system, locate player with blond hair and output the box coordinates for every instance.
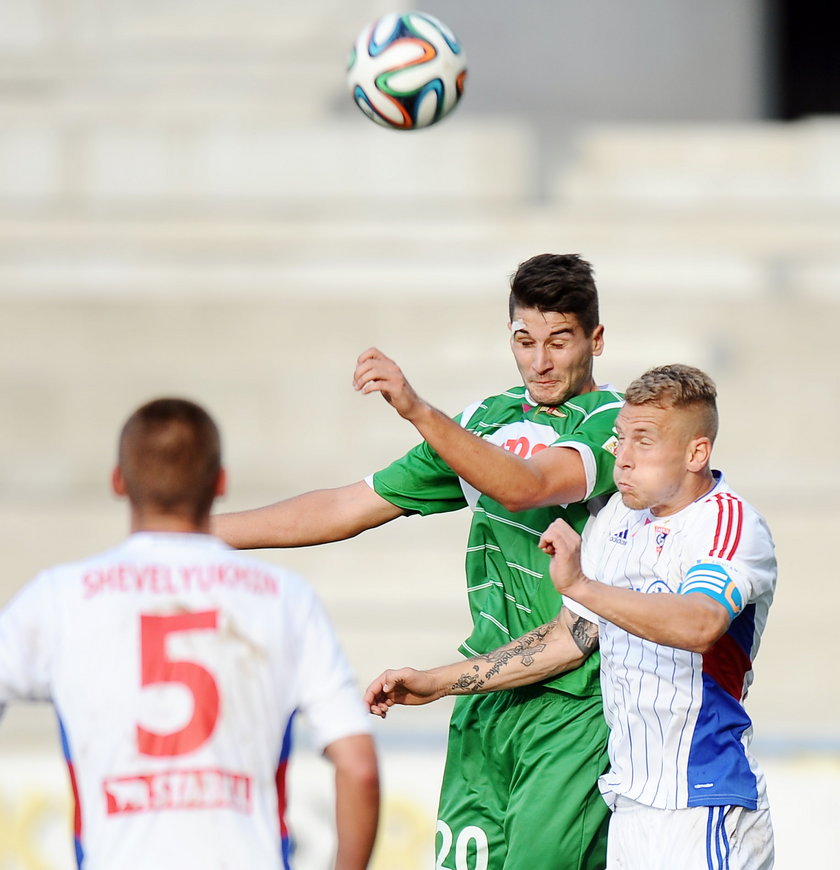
[367,364,776,870]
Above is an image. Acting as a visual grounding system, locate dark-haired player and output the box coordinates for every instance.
[215,254,623,869]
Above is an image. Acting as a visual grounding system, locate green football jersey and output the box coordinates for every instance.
[371,385,623,695]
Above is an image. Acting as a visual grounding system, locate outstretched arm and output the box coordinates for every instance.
[540,519,731,653]
[211,480,406,549]
[364,606,598,717]
[324,733,380,870]
[353,348,588,511]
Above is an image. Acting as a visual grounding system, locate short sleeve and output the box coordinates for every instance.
[288,582,371,752]
[554,400,621,501]
[370,440,467,516]
[0,573,55,707]
[678,494,776,619]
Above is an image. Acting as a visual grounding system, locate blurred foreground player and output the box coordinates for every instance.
[0,398,379,870]
[367,365,776,870]
[215,254,623,869]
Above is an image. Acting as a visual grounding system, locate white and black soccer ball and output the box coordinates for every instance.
[347,10,467,130]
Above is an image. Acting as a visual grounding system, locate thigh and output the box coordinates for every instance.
[436,695,504,870]
[607,800,774,870]
[437,690,610,870]
[713,805,774,870]
[503,690,610,870]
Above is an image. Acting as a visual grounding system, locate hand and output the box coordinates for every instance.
[363,667,444,718]
[353,348,427,421]
[539,519,586,596]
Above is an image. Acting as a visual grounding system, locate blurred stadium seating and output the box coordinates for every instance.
[0,1,838,867]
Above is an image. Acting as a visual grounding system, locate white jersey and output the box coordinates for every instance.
[568,472,776,812]
[0,532,370,870]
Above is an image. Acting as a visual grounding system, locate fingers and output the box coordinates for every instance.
[353,348,398,395]
[363,670,391,706]
[356,347,384,367]
[369,700,391,719]
[352,349,425,422]
[363,670,401,718]
[539,521,562,554]
[539,519,578,553]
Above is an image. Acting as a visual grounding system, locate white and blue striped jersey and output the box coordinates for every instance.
[0,533,370,870]
[567,472,776,811]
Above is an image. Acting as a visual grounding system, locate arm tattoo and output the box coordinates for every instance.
[448,618,558,694]
[568,616,599,657]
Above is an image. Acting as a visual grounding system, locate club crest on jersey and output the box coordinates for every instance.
[609,527,629,546]
[601,434,619,456]
[534,405,567,418]
[521,403,567,418]
[654,525,670,553]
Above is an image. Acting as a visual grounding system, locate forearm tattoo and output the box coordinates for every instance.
[448,618,558,694]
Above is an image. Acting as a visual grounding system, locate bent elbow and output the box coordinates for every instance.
[689,637,715,655]
[674,596,732,654]
[687,623,729,655]
[494,488,546,513]
[496,496,529,513]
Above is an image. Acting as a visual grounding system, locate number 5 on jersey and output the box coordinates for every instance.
[137,611,220,757]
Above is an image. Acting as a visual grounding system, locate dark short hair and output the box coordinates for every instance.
[508,253,600,335]
[118,398,221,521]
[624,364,719,441]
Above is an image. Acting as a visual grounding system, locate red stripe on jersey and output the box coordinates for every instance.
[709,494,744,559]
[66,759,82,838]
[725,497,743,559]
[710,496,725,556]
[275,758,288,838]
[702,632,752,700]
[719,497,734,557]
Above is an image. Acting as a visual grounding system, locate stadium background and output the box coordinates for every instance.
[0,0,838,866]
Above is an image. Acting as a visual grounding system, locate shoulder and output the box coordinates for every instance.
[563,387,624,421]
[685,477,775,566]
[222,547,317,595]
[698,480,772,538]
[458,386,528,430]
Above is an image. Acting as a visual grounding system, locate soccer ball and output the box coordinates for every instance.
[347,10,467,130]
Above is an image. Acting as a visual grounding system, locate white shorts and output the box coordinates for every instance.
[606,796,774,870]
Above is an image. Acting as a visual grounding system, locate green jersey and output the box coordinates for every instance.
[371,385,623,696]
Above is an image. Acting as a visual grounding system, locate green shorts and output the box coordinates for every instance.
[435,685,610,870]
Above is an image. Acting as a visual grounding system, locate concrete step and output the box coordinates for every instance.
[553,119,840,210]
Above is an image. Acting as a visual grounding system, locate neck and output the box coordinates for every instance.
[575,377,598,396]
[129,510,211,535]
[651,469,716,517]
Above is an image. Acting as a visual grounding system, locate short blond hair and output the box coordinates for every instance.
[624,364,718,441]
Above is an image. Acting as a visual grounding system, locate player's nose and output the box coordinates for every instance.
[531,346,552,372]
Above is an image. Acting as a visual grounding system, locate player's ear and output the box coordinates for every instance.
[686,437,712,472]
[590,324,605,357]
[214,468,227,498]
[111,466,127,497]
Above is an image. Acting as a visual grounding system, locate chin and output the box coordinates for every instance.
[619,492,646,510]
[529,386,565,406]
